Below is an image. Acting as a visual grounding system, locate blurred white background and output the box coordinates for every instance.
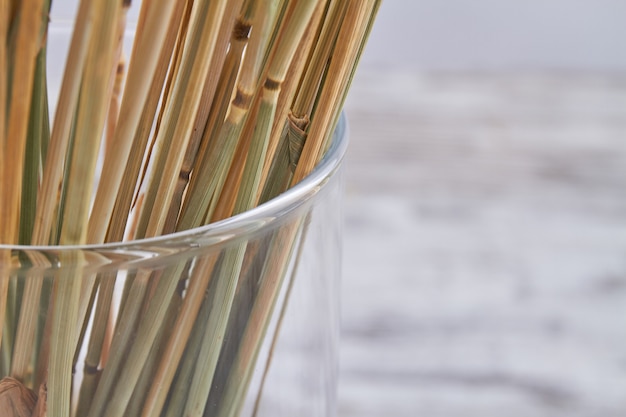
[51,0,626,71]
[341,1,626,417]
[360,0,626,70]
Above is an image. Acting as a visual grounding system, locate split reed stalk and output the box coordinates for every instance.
[88,2,232,416]
[162,0,246,236]
[0,1,46,374]
[11,0,93,383]
[176,0,279,232]
[292,0,379,185]
[260,0,346,201]
[48,1,122,414]
[2,0,46,245]
[87,0,179,244]
[180,4,321,417]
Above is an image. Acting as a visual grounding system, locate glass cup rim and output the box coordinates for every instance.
[0,115,348,253]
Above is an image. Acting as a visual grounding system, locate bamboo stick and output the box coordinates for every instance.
[12,0,94,383]
[223,216,307,417]
[176,0,278,232]
[162,263,221,417]
[162,0,246,236]
[10,15,51,383]
[0,0,46,373]
[86,1,231,415]
[259,0,345,202]
[257,0,331,204]
[251,219,310,417]
[2,0,46,245]
[47,1,122,415]
[181,3,321,416]
[139,7,249,417]
[223,4,380,415]
[87,0,179,244]
[0,0,8,214]
[73,271,115,417]
[291,0,379,185]
[69,8,183,405]
[98,0,188,329]
[204,11,326,406]
[19,7,51,246]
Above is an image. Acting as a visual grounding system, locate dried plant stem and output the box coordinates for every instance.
[292,0,379,185]
[0,6,6,368]
[10,32,51,384]
[2,0,46,245]
[214,3,330,397]
[0,1,46,373]
[257,0,328,202]
[324,0,381,154]
[0,0,8,208]
[182,245,247,417]
[210,99,260,222]
[162,269,219,417]
[130,0,193,214]
[92,2,187,356]
[207,11,324,396]
[20,25,51,246]
[139,254,219,417]
[250,244,303,417]
[12,0,94,382]
[103,1,129,160]
[233,0,322,217]
[90,264,185,417]
[10,254,50,383]
[263,0,347,187]
[47,1,122,415]
[124,285,181,417]
[105,0,187,244]
[73,271,115,417]
[177,0,277,231]
[84,270,152,417]
[33,282,53,391]
[0,260,9,379]
[292,0,346,121]
[162,0,246,235]
[47,260,81,417]
[180,3,320,416]
[246,2,377,410]
[33,382,46,417]
[88,1,231,415]
[138,8,251,417]
[133,0,228,240]
[209,1,288,221]
[81,19,184,404]
[69,1,131,382]
[87,0,179,244]
[32,0,93,245]
[221,217,306,417]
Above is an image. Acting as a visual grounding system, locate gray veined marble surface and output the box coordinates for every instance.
[339,70,626,417]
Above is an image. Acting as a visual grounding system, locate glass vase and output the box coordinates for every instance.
[0,113,346,417]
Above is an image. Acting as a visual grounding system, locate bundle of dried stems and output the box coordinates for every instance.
[0,0,379,415]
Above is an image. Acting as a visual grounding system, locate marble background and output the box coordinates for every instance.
[337,2,626,415]
[340,71,626,416]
